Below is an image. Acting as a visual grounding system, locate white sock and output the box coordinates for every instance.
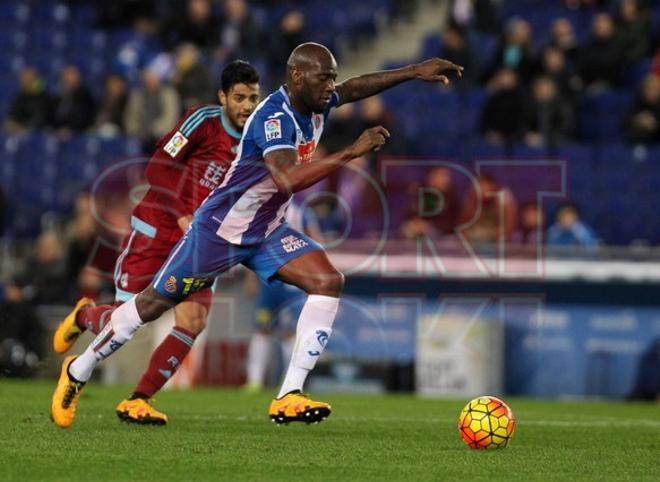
[277,295,339,398]
[246,332,272,386]
[69,297,144,382]
[281,335,295,366]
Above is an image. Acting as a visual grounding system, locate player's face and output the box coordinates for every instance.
[219,83,260,131]
[302,62,338,114]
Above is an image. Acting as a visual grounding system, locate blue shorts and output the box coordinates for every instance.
[255,283,307,332]
[152,221,323,301]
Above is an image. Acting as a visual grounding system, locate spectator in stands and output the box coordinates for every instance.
[163,0,221,50]
[487,17,536,84]
[359,96,407,157]
[15,230,70,304]
[400,166,459,240]
[124,66,180,150]
[64,192,97,292]
[172,43,215,109]
[269,9,307,71]
[577,13,624,92]
[511,202,544,245]
[549,18,579,64]
[5,66,52,133]
[538,46,578,101]
[547,202,598,247]
[623,73,660,144]
[451,0,501,35]
[616,0,650,62]
[94,73,128,137]
[95,0,158,33]
[51,65,96,136]
[0,281,43,378]
[438,22,477,87]
[217,0,264,62]
[481,68,527,144]
[316,104,365,202]
[523,76,574,147]
[459,174,517,243]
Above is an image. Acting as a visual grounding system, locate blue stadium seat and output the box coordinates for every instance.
[578,91,633,142]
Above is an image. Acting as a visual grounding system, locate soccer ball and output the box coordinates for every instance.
[458,396,516,449]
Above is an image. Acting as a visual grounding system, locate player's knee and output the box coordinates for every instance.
[306,270,344,297]
[175,314,207,336]
[175,302,208,335]
[135,288,174,322]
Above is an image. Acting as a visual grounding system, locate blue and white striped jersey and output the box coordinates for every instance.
[195,86,339,245]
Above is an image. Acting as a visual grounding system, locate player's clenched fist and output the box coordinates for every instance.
[349,126,391,157]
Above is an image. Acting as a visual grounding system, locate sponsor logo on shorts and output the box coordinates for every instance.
[281,234,308,253]
[163,131,189,158]
[164,275,178,293]
[265,118,282,141]
[120,272,128,289]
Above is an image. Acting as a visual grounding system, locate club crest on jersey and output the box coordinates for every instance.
[164,275,178,293]
[164,131,189,158]
[264,118,282,141]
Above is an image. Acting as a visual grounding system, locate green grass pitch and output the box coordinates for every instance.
[1,380,658,481]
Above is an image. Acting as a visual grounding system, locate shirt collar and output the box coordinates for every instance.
[220,107,241,140]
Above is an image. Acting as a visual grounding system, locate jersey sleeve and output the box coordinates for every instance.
[322,91,340,121]
[253,108,298,157]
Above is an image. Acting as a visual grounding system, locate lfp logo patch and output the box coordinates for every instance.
[164,275,178,293]
[163,131,189,158]
[264,118,282,141]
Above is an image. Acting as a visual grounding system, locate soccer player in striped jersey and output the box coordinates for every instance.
[51,60,260,425]
[51,43,463,427]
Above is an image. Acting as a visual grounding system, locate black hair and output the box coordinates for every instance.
[221,60,259,93]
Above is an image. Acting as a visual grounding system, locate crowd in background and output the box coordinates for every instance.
[437,0,660,145]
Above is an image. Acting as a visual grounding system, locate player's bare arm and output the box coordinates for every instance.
[334,58,464,105]
[265,126,390,194]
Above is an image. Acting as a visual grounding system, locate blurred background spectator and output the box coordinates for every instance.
[172,43,216,109]
[487,17,536,84]
[5,67,51,133]
[616,0,650,62]
[577,13,624,92]
[624,73,660,144]
[217,0,265,62]
[400,166,459,240]
[523,76,575,147]
[124,67,180,150]
[459,174,518,244]
[94,74,128,137]
[14,230,69,305]
[547,202,598,247]
[50,65,96,137]
[481,68,526,144]
[549,17,579,64]
[0,281,43,377]
[164,0,221,50]
[511,202,544,245]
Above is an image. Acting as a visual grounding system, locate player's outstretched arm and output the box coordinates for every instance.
[266,126,390,194]
[334,58,463,106]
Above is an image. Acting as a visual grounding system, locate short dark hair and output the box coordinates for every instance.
[221,60,259,93]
